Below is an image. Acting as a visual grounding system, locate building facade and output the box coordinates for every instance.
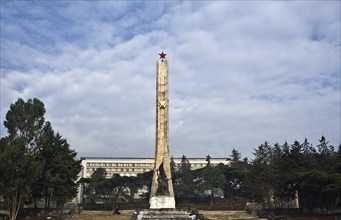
[78,157,230,203]
[80,157,230,179]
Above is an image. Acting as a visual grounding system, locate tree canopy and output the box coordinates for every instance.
[244,137,341,210]
[0,98,81,220]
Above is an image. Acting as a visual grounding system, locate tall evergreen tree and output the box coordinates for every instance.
[4,98,46,147]
[245,142,274,208]
[1,98,81,219]
[206,154,211,166]
[173,155,195,197]
[1,98,46,220]
[230,148,242,163]
[223,149,247,198]
[170,156,176,175]
[0,137,42,220]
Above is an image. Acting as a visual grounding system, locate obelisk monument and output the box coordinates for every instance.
[149,52,175,209]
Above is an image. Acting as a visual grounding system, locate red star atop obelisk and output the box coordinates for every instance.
[159,51,167,60]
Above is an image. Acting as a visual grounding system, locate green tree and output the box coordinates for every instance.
[224,149,248,198]
[244,138,341,211]
[1,98,81,219]
[198,165,227,207]
[88,168,114,209]
[136,170,153,198]
[110,174,134,210]
[170,156,176,175]
[206,154,211,166]
[173,155,195,198]
[4,98,45,148]
[316,136,335,170]
[295,137,340,210]
[230,148,242,163]
[0,98,46,220]
[179,155,191,171]
[244,142,273,208]
[30,122,81,209]
[91,168,107,180]
[0,137,42,220]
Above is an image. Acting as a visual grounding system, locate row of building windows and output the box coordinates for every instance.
[87,168,152,173]
[81,157,229,178]
[87,163,154,167]
[86,162,207,168]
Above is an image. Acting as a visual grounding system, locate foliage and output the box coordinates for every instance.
[230,148,242,163]
[76,137,340,212]
[205,154,211,166]
[30,122,81,208]
[0,98,81,219]
[197,165,227,207]
[223,149,248,198]
[0,137,43,220]
[173,155,196,198]
[0,98,47,220]
[243,137,341,210]
[83,169,144,210]
[170,156,176,176]
[4,98,45,147]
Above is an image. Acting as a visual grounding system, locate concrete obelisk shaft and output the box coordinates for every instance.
[149,58,175,209]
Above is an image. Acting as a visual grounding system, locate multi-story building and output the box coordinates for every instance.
[77,157,231,203]
[80,157,230,179]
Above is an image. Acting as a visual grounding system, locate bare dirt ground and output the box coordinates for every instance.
[200,210,264,220]
[69,210,263,220]
[70,210,133,220]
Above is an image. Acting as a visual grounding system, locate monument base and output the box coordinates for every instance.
[149,196,176,209]
[133,209,196,220]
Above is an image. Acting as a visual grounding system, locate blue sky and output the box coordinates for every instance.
[1,1,340,159]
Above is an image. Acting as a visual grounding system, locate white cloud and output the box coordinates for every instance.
[1,1,340,159]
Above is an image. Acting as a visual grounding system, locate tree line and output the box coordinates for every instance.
[82,137,340,212]
[0,98,81,220]
[246,138,341,211]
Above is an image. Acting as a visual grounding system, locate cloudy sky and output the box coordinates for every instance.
[1,1,340,159]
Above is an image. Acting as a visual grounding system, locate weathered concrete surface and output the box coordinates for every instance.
[134,209,192,220]
[149,196,176,209]
[199,210,264,220]
[149,59,175,209]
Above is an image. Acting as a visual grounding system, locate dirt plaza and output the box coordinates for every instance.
[70,210,262,220]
